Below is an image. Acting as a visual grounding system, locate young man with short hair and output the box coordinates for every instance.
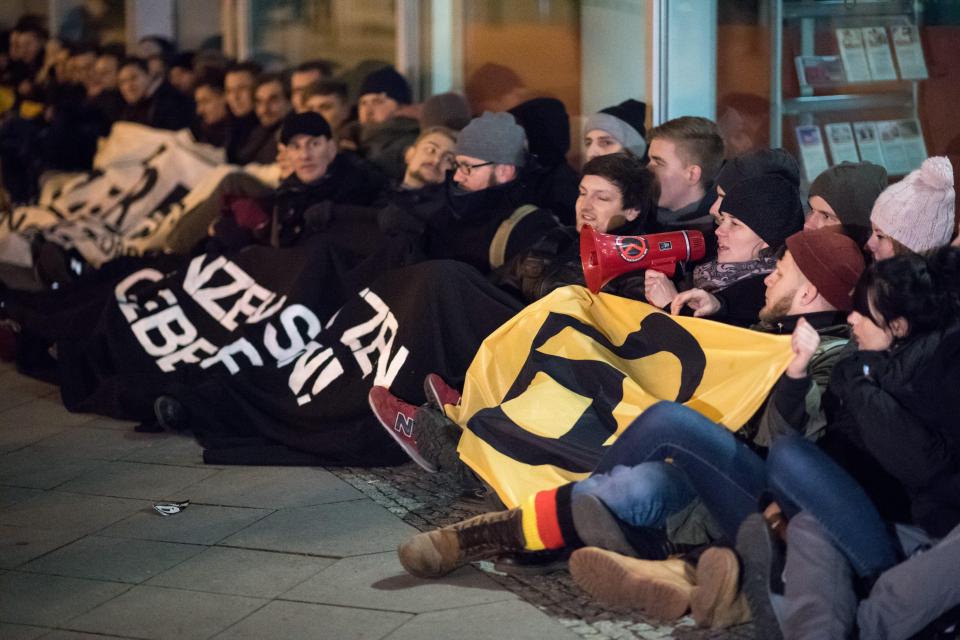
[223,61,262,164]
[289,60,333,113]
[233,72,291,165]
[116,56,194,131]
[302,79,351,136]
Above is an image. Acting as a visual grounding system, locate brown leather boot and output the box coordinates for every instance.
[569,547,696,621]
[689,546,751,629]
[397,508,525,578]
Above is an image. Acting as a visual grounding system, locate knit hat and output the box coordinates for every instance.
[809,161,887,248]
[721,174,805,249]
[455,111,527,166]
[870,156,956,253]
[509,97,570,164]
[358,65,411,105]
[280,112,332,144]
[786,229,866,311]
[584,99,647,157]
[420,92,471,130]
[715,148,800,193]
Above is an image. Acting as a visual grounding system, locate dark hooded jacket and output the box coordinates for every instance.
[120,81,195,131]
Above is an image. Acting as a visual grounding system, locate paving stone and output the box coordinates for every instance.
[0,486,44,509]
[0,525,83,569]
[23,536,203,584]
[185,466,362,508]
[67,585,265,640]
[0,448,107,490]
[221,499,416,556]
[41,632,140,640]
[148,546,332,598]
[0,398,96,433]
[383,600,582,640]
[0,492,149,535]
[78,416,142,432]
[121,435,210,466]
[0,375,58,412]
[99,504,272,545]
[56,461,217,501]
[22,428,161,461]
[284,551,516,613]
[0,623,46,639]
[212,600,410,640]
[0,571,129,626]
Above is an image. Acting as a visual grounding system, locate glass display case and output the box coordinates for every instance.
[770,0,927,182]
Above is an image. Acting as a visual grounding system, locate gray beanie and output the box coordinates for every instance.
[584,101,647,158]
[455,111,527,166]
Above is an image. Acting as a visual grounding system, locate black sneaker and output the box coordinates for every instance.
[494,548,570,575]
[413,405,462,472]
[736,513,785,640]
[571,493,638,557]
[154,395,189,432]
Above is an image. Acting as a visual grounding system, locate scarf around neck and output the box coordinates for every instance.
[692,254,777,292]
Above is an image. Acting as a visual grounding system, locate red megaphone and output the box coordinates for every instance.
[580,227,706,293]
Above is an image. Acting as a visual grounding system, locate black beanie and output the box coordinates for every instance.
[600,99,647,138]
[359,66,411,105]
[720,174,805,249]
[808,161,887,248]
[280,112,332,144]
[715,148,800,193]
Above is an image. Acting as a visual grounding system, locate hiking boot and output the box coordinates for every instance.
[423,373,462,412]
[690,546,751,629]
[398,508,525,578]
[154,395,188,432]
[413,405,462,473]
[368,386,437,472]
[736,513,785,640]
[569,547,695,621]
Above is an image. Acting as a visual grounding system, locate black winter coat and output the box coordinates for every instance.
[820,327,960,537]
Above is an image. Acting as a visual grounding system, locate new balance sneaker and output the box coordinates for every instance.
[423,373,462,412]
[368,386,437,472]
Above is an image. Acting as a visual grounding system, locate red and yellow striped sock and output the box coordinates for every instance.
[520,483,584,551]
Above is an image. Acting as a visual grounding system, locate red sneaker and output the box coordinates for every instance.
[423,373,461,411]
[368,386,438,472]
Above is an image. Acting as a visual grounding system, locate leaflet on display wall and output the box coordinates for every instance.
[891,25,928,80]
[876,120,912,176]
[836,28,872,82]
[795,125,830,182]
[862,27,899,81]
[853,122,885,168]
[896,119,928,172]
[824,123,861,164]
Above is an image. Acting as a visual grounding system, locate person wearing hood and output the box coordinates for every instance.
[583,99,648,164]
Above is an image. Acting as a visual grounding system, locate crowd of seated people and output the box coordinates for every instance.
[2,12,960,640]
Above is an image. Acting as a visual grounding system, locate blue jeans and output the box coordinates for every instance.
[577,401,767,541]
[767,435,901,577]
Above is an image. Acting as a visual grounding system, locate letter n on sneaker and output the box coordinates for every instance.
[368,386,438,472]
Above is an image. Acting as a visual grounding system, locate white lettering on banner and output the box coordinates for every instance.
[130,305,198,356]
[182,254,284,330]
[289,341,345,406]
[114,268,167,322]
[201,338,264,374]
[264,304,322,365]
[156,338,219,372]
[339,288,409,388]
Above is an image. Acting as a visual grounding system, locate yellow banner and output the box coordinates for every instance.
[450,286,792,508]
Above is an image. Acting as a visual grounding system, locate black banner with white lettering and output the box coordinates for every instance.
[54,241,522,465]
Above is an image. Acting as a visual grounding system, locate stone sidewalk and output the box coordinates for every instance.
[0,362,752,639]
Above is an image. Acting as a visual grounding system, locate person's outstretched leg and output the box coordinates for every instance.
[767,435,900,578]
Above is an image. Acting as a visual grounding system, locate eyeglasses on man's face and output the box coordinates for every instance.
[453,160,494,176]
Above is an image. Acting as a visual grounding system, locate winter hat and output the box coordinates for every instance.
[584,99,647,157]
[420,92,471,131]
[455,111,527,167]
[721,174,805,249]
[715,148,800,193]
[870,156,955,253]
[809,161,887,248]
[786,229,866,311]
[358,65,411,105]
[509,97,570,165]
[280,112,332,144]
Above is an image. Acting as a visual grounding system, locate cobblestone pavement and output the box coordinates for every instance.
[328,464,756,640]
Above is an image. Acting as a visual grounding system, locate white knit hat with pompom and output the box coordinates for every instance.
[870,156,956,253]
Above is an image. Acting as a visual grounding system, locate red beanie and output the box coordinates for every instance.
[786,229,865,311]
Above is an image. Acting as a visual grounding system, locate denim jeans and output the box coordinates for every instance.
[577,401,768,541]
[767,435,900,578]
